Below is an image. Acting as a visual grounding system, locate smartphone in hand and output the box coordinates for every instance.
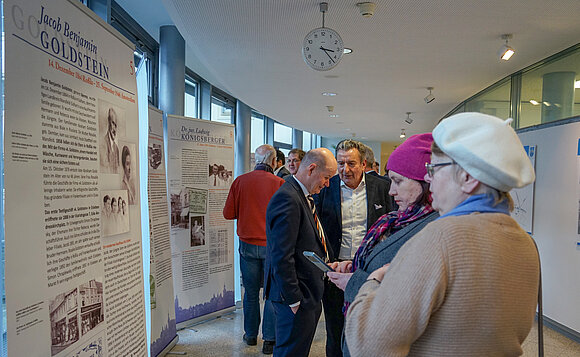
[303,251,334,272]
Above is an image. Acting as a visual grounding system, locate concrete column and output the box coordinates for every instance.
[292,129,303,149]
[159,26,185,116]
[541,71,575,123]
[235,100,252,176]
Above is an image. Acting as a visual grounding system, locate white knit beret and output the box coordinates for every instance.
[432,112,535,192]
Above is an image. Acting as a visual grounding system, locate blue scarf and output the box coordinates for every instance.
[437,193,510,220]
[254,163,274,174]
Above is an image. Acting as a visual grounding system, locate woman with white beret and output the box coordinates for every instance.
[344,112,540,357]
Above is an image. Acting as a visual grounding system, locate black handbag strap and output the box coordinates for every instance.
[531,236,544,357]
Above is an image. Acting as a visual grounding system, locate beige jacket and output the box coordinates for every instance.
[345,213,539,357]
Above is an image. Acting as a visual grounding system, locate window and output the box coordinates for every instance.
[251,113,265,153]
[303,131,313,151]
[110,1,159,106]
[520,49,580,128]
[274,123,292,146]
[185,78,198,118]
[211,89,235,124]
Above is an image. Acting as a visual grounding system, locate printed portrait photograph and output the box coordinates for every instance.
[98,99,125,174]
[208,162,233,187]
[119,141,137,205]
[101,189,130,238]
[190,216,206,247]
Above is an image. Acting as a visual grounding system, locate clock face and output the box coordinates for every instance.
[302,27,344,71]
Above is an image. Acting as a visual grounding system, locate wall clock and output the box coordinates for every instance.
[302,27,344,71]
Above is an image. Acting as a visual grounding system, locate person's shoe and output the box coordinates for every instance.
[262,340,275,354]
[242,334,257,346]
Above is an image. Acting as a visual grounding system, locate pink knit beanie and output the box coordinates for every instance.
[386,133,433,181]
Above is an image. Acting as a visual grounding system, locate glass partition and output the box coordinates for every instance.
[465,79,511,119]
[520,50,580,128]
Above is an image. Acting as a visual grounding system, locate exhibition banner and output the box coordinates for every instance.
[511,144,536,234]
[4,0,146,355]
[148,107,178,356]
[166,115,235,327]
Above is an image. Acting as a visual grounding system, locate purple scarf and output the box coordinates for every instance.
[352,203,434,272]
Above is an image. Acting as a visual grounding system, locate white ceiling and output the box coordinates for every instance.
[117,0,580,142]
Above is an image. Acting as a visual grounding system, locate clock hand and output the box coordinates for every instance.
[319,46,335,53]
[321,48,335,63]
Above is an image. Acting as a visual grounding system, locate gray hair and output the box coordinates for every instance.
[363,145,375,165]
[255,144,276,165]
[335,139,366,163]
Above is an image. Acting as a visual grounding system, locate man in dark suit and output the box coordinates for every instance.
[265,148,337,357]
[314,140,393,357]
[363,144,397,211]
[274,149,291,178]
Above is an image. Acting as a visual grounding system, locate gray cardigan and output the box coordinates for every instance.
[344,211,439,304]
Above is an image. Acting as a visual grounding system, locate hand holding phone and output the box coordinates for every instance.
[303,251,334,272]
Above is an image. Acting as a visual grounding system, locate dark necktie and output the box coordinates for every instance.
[307,195,328,260]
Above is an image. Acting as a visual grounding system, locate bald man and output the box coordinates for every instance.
[265,148,338,356]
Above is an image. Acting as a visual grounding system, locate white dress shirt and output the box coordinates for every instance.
[339,175,368,260]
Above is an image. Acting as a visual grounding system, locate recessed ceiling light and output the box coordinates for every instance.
[543,101,551,107]
[329,114,340,118]
[322,92,337,96]
[529,100,539,105]
[575,80,580,89]
[343,48,353,54]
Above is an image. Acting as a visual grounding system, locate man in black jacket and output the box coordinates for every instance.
[314,140,393,357]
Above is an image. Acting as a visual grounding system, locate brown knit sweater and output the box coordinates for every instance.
[345,213,540,357]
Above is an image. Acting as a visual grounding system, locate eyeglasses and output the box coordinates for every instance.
[425,162,455,177]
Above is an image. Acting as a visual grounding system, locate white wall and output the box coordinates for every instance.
[518,121,580,334]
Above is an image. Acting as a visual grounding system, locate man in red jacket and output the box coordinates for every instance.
[223,144,285,355]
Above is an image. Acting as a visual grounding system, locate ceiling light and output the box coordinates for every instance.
[329,114,340,118]
[575,80,580,89]
[404,112,413,124]
[343,48,353,54]
[424,87,435,104]
[498,34,515,61]
[543,101,551,107]
[529,100,539,105]
[356,2,376,17]
[399,129,406,139]
[322,92,337,96]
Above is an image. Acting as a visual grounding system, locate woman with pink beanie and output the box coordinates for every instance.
[326,133,439,357]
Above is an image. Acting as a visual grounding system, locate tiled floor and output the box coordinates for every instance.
[170,307,580,356]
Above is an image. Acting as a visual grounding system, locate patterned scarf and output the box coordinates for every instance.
[343,203,434,315]
[254,162,274,174]
[352,203,434,272]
